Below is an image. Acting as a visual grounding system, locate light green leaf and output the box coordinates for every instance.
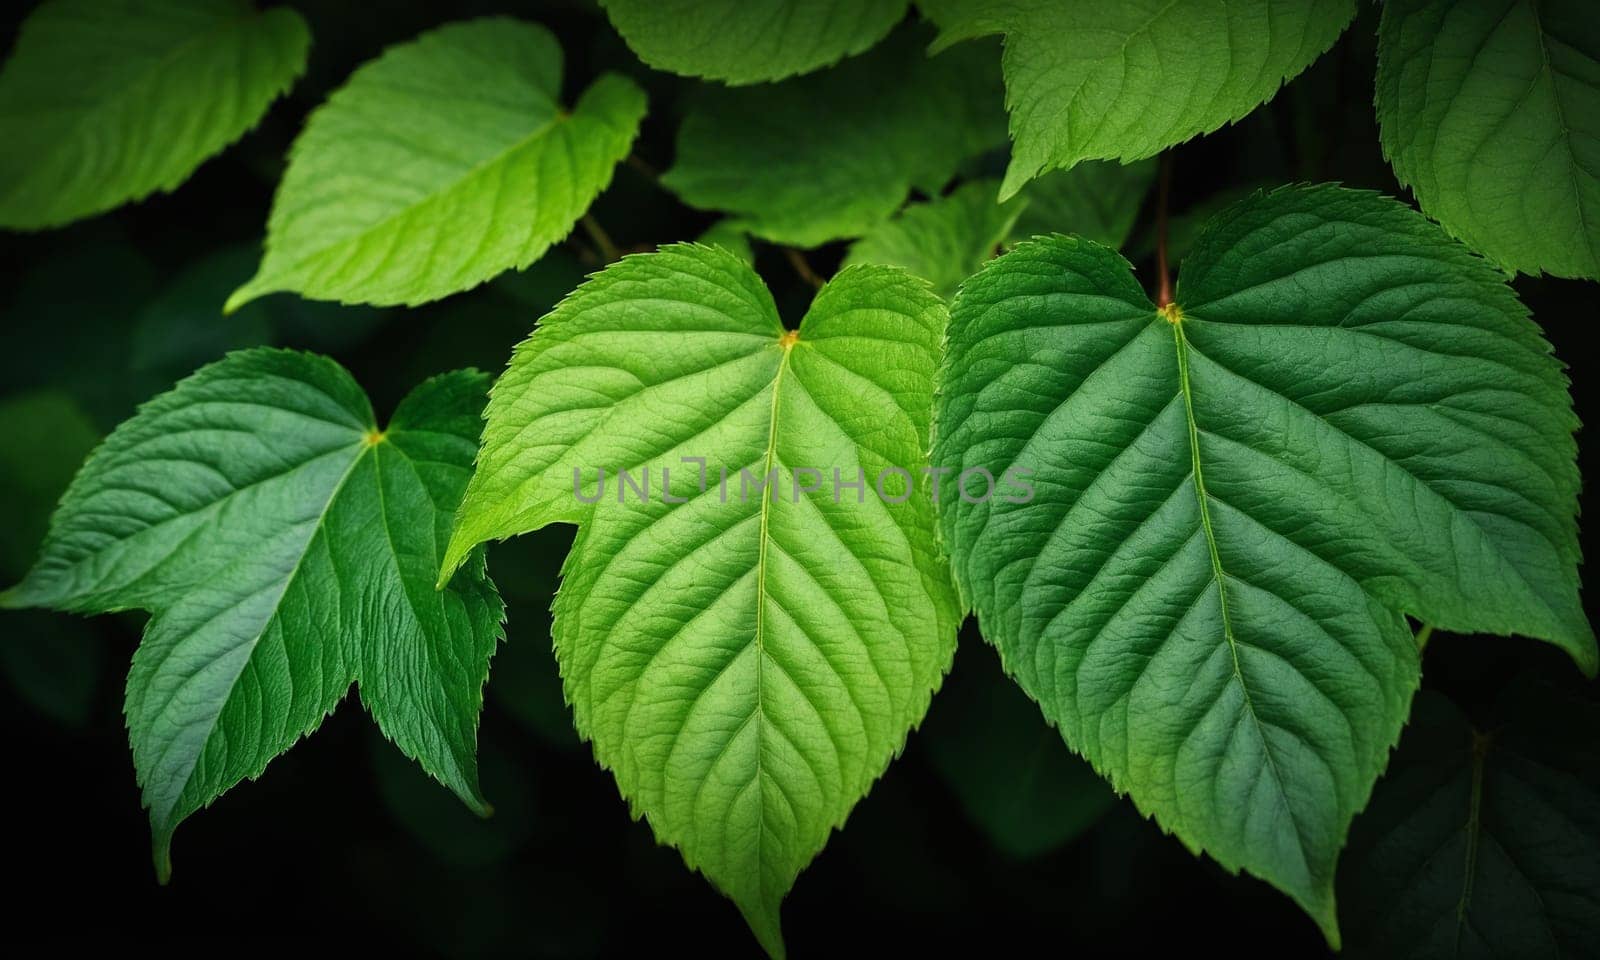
[599,0,907,84]
[919,0,1356,198]
[0,0,308,230]
[934,185,1591,944]
[2,350,504,878]
[1010,159,1157,249]
[1376,0,1600,279]
[662,28,1006,247]
[1340,684,1600,958]
[443,244,960,957]
[843,179,1023,298]
[227,18,646,309]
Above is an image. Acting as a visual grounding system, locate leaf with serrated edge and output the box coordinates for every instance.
[599,0,907,85]
[226,18,646,309]
[1376,0,1600,279]
[918,0,1355,198]
[1,349,504,878]
[1009,159,1158,250]
[935,184,1592,945]
[662,27,1005,247]
[0,0,309,230]
[443,244,960,957]
[844,179,1024,299]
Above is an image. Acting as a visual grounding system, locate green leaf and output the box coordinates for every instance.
[0,390,102,575]
[919,0,1356,198]
[1009,159,1157,249]
[699,219,756,266]
[1,349,504,878]
[443,244,960,957]
[934,184,1592,944]
[0,391,107,729]
[0,0,309,230]
[920,641,1117,859]
[227,18,646,309]
[1340,685,1600,958]
[1376,0,1600,279]
[599,0,907,84]
[662,28,1006,246]
[843,179,1023,298]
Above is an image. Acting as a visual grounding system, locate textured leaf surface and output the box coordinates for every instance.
[2,350,503,875]
[1376,0,1600,279]
[843,180,1022,298]
[228,18,646,309]
[1341,686,1600,958]
[600,0,906,84]
[662,28,1005,246]
[919,0,1355,197]
[1010,159,1157,249]
[935,185,1591,943]
[444,244,960,956]
[0,0,309,230]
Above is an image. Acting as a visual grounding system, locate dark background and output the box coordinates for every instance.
[3,2,1595,956]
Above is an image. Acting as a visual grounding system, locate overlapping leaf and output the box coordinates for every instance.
[599,0,907,84]
[442,244,960,957]
[1340,685,1600,958]
[662,28,1006,246]
[920,642,1117,859]
[0,0,309,230]
[2,349,504,876]
[227,18,646,309]
[1376,0,1600,279]
[843,180,1022,298]
[919,0,1355,197]
[935,184,1591,944]
[1009,159,1157,249]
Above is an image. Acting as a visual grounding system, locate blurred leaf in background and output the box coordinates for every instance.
[0,389,106,726]
[1339,680,1600,958]
[919,642,1119,860]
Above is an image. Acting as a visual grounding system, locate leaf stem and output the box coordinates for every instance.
[784,248,825,290]
[582,214,621,263]
[626,153,660,182]
[1415,622,1435,651]
[1155,150,1174,308]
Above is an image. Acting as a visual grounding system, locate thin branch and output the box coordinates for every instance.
[784,248,825,290]
[1155,150,1174,308]
[581,214,621,263]
[626,153,660,182]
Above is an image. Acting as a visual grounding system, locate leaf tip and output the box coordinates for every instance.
[736,897,787,960]
[222,277,268,316]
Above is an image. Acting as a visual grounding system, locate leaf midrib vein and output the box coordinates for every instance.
[153,434,375,824]
[1171,317,1303,853]
[746,338,795,897]
[256,106,568,291]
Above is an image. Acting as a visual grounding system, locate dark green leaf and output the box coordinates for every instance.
[3,349,504,877]
[1376,0,1600,279]
[1340,685,1600,958]
[934,184,1591,943]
